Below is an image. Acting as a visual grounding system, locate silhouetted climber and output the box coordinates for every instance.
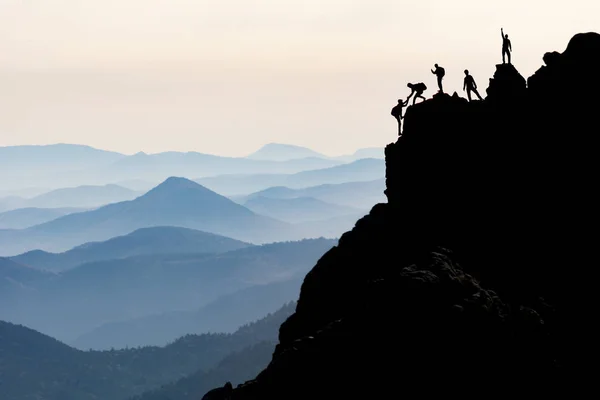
[431,64,445,93]
[501,28,512,64]
[407,82,427,105]
[463,70,483,101]
[391,98,409,135]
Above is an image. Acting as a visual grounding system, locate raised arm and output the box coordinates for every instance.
[501,28,504,38]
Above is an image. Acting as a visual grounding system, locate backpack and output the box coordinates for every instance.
[415,82,427,92]
[438,67,445,77]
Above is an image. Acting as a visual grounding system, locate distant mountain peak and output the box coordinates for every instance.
[246,143,328,161]
[151,176,207,191]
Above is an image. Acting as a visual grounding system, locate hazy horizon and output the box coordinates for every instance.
[0,140,382,158]
[0,1,598,157]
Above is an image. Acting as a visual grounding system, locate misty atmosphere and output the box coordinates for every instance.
[1,1,599,400]
[0,141,385,399]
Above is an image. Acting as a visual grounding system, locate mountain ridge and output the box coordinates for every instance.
[10,226,252,272]
[2,238,335,341]
[0,302,295,400]
[197,158,385,196]
[201,31,600,399]
[71,277,304,350]
[0,177,294,255]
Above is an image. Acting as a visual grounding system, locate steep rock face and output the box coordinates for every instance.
[204,32,600,399]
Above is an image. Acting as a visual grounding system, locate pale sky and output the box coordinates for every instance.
[0,1,598,157]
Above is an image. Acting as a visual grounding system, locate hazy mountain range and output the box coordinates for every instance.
[246,143,384,162]
[0,143,384,192]
[0,174,378,256]
[0,302,294,400]
[0,140,384,400]
[0,207,86,229]
[243,196,363,224]
[0,184,141,212]
[72,277,304,350]
[232,178,386,210]
[0,177,295,255]
[1,238,335,342]
[10,226,252,272]
[196,158,385,196]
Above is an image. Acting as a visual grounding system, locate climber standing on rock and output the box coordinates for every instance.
[463,70,483,101]
[406,82,427,105]
[391,98,409,135]
[431,64,445,93]
[501,28,512,64]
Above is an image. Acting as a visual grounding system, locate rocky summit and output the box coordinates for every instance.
[203,32,600,399]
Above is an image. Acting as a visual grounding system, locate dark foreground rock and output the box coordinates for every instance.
[204,32,600,399]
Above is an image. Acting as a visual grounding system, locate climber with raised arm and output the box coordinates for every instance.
[501,28,512,64]
[391,98,410,135]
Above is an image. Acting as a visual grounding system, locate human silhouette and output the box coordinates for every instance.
[391,98,409,135]
[407,82,427,105]
[431,64,445,93]
[501,28,512,64]
[463,70,483,101]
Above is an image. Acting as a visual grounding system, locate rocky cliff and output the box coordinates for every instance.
[203,32,600,398]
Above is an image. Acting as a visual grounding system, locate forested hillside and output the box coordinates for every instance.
[0,302,295,400]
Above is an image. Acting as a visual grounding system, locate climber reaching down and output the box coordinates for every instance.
[407,82,427,105]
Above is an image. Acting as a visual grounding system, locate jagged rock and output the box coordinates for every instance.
[201,382,232,400]
[204,32,600,399]
[485,63,527,103]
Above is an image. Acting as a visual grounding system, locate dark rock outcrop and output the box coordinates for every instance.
[204,32,600,399]
[202,382,232,400]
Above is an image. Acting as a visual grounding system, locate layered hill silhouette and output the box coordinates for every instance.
[104,151,343,184]
[2,238,335,342]
[293,211,368,239]
[131,341,276,400]
[234,179,386,210]
[0,144,125,192]
[201,32,600,399]
[339,146,384,161]
[0,143,356,193]
[0,177,295,255]
[10,226,252,272]
[22,183,141,209]
[0,302,294,400]
[246,143,328,161]
[197,158,384,196]
[0,257,54,296]
[243,196,363,224]
[0,207,85,229]
[246,143,385,163]
[72,277,304,350]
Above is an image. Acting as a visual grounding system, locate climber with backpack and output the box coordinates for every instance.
[431,64,445,93]
[407,82,427,105]
[391,98,410,135]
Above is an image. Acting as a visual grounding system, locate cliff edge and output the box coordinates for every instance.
[204,32,600,399]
